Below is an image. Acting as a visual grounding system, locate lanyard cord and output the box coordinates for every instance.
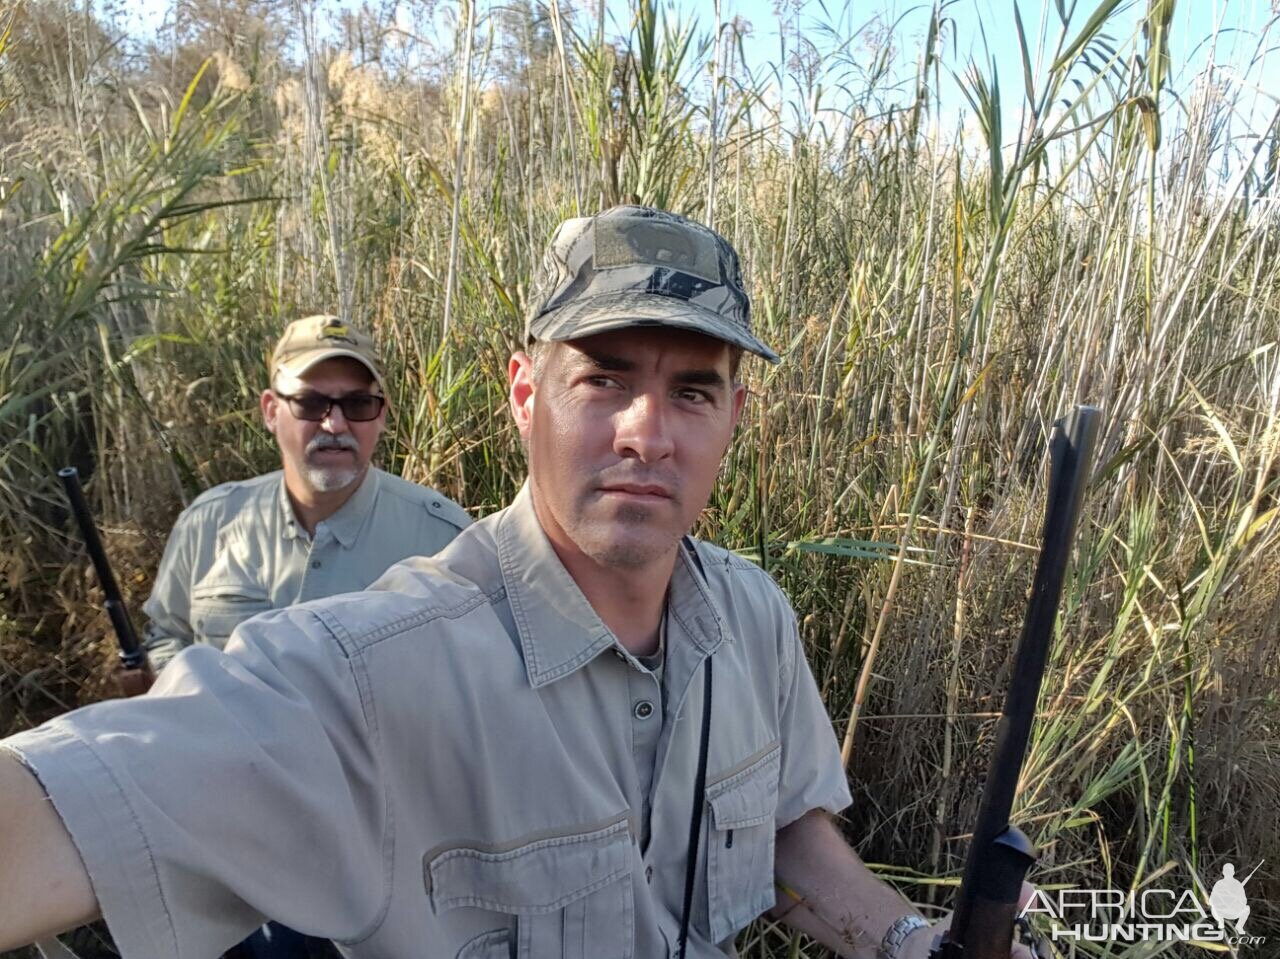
[677,656,713,959]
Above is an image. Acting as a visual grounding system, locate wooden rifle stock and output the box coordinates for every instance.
[931,406,1102,959]
[58,467,153,695]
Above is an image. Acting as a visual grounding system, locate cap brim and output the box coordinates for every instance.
[277,349,387,393]
[534,292,781,364]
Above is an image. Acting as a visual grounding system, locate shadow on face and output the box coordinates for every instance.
[509,327,748,569]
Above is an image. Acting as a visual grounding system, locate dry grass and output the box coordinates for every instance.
[1,0,1278,954]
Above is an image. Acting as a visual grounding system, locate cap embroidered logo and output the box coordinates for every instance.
[594,218,720,283]
[319,322,358,346]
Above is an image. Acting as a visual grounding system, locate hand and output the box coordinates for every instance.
[114,664,154,698]
[899,918,1038,959]
[899,881,1040,959]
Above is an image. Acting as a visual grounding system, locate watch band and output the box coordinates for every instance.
[878,914,930,959]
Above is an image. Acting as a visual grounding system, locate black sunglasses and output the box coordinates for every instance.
[275,391,386,423]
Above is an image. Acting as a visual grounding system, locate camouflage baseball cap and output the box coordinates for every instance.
[271,315,386,393]
[526,205,780,364]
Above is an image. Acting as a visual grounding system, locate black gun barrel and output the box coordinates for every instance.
[58,467,146,669]
[937,406,1102,958]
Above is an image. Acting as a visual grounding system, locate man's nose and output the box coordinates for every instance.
[321,402,349,433]
[614,393,674,462]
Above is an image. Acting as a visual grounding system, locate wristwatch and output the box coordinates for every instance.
[878,915,930,959]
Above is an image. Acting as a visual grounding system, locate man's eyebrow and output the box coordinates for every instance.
[673,368,728,390]
[571,350,638,372]
[569,349,728,390]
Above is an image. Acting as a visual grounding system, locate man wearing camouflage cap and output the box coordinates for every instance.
[142,314,472,673]
[0,208,1031,959]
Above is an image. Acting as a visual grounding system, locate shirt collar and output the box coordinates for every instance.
[495,481,727,689]
[278,467,381,547]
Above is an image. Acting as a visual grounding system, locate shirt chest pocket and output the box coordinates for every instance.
[426,817,635,959]
[189,585,271,646]
[704,742,782,944]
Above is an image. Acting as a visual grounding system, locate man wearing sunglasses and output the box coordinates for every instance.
[141,313,471,672]
[141,316,470,957]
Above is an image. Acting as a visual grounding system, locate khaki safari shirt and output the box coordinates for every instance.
[143,467,472,669]
[4,484,851,959]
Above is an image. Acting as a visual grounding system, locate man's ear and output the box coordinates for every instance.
[509,351,536,440]
[729,382,749,430]
[261,388,279,435]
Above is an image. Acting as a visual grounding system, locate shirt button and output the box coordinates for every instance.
[645,865,654,883]
[634,700,654,720]
[311,560,322,569]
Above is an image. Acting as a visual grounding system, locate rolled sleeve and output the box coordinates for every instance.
[1,605,390,958]
[4,725,180,956]
[774,615,852,828]
[142,625,187,673]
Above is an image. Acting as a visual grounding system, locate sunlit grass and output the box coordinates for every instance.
[1,0,1277,953]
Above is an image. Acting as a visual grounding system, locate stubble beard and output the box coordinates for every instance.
[528,441,683,570]
[573,497,683,570]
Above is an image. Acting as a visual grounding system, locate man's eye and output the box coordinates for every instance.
[295,394,331,416]
[675,388,711,404]
[585,375,620,389]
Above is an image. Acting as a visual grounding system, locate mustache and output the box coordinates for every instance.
[306,433,360,455]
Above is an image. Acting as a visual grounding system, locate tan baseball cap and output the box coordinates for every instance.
[270,315,386,393]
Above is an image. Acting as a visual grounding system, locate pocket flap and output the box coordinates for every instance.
[426,816,631,916]
[706,743,781,830]
[190,592,271,640]
[191,583,270,604]
[192,609,260,640]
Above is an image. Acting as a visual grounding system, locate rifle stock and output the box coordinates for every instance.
[58,467,152,691]
[931,406,1102,959]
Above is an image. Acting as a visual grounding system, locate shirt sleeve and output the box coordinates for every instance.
[774,612,853,829]
[0,605,390,958]
[141,512,199,671]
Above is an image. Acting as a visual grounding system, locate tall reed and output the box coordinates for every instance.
[1,0,1277,953]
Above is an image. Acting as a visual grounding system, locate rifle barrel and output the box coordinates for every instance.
[58,467,145,667]
[945,406,1102,948]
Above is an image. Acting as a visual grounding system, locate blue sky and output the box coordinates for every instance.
[607,0,1279,140]
[118,0,1278,138]
[715,0,1273,82]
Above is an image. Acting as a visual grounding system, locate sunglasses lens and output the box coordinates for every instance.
[291,394,332,420]
[282,392,382,421]
[341,395,383,421]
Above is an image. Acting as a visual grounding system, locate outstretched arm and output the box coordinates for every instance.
[0,751,99,950]
[0,603,389,958]
[772,810,1035,959]
[772,809,933,958]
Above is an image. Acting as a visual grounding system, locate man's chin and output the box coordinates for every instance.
[579,523,684,571]
[301,465,362,493]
